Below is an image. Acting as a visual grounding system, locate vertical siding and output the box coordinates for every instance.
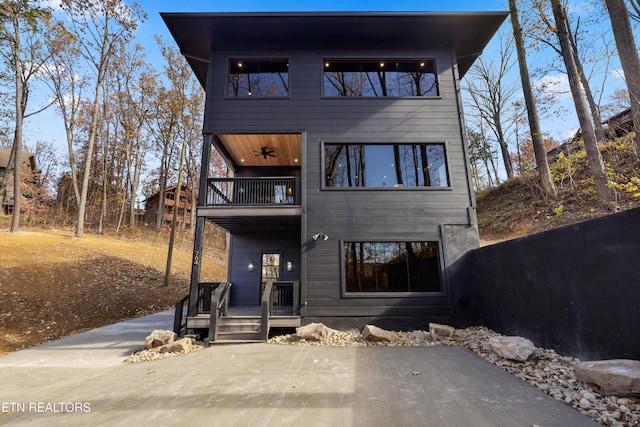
[208,46,478,319]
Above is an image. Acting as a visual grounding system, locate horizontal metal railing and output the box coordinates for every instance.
[206,177,299,206]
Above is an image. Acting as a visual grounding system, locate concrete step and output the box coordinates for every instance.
[218,322,261,333]
[216,330,262,342]
[219,315,261,324]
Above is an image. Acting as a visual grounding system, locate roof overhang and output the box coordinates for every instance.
[161,11,509,87]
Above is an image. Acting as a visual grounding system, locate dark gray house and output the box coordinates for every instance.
[163,11,507,341]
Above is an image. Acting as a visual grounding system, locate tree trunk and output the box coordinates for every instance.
[75,81,102,238]
[493,115,514,179]
[164,136,187,287]
[551,0,613,203]
[509,0,557,196]
[605,0,640,154]
[10,14,23,233]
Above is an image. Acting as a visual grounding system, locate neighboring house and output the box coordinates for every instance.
[162,11,507,341]
[603,107,633,137]
[144,184,194,228]
[0,148,37,215]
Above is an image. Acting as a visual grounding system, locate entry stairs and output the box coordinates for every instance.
[175,281,302,344]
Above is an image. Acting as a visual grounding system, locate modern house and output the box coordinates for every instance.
[162,11,507,341]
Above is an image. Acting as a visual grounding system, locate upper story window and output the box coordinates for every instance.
[324,143,449,188]
[323,59,438,97]
[227,59,289,98]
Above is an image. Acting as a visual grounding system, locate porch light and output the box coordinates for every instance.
[286,261,293,272]
[247,261,255,272]
[312,232,329,241]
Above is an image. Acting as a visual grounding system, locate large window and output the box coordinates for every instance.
[228,59,289,97]
[324,143,449,188]
[323,59,438,97]
[344,241,441,293]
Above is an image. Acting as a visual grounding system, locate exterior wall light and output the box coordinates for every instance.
[312,232,329,241]
[286,261,293,271]
[248,261,255,272]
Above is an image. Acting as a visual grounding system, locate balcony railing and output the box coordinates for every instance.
[206,177,300,206]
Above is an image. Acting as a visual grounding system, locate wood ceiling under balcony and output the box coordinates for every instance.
[217,133,302,167]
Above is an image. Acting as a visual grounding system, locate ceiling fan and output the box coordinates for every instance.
[255,146,276,159]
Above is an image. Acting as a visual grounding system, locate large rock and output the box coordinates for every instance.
[144,329,177,349]
[159,337,193,354]
[489,336,536,362]
[296,323,336,341]
[360,325,398,342]
[429,323,455,340]
[574,360,640,397]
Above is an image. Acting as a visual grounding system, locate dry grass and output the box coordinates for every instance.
[0,228,227,355]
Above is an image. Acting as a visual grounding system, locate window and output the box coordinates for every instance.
[344,241,441,293]
[228,59,289,97]
[323,59,438,97]
[324,143,449,188]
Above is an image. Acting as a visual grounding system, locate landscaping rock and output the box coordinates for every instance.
[489,336,536,362]
[144,329,177,349]
[159,337,193,354]
[574,359,640,397]
[296,323,336,341]
[429,323,455,339]
[360,325,398,342]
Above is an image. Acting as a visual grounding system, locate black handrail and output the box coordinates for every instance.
[173,294,189,335]
[207,177,300,206]
[260,280,274,341]
[208,282,232,342]
[261,281,300,340]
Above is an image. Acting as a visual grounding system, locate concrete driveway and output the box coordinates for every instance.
[0,312,596,426]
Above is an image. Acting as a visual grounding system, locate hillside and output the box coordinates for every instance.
[0,228,228,355]
[477,134,640,244]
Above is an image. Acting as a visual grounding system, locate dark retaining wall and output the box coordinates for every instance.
[471,207,640,360]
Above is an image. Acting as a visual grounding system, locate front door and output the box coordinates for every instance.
[260,253,280,298]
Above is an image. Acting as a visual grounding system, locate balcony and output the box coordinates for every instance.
[199,177,301,233]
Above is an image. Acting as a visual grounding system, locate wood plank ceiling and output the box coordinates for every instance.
[217,134,302,167]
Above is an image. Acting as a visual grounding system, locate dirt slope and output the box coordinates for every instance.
[477,135,640,244]
[0,229,227,355]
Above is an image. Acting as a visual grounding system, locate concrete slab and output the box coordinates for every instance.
[0,315,597,426]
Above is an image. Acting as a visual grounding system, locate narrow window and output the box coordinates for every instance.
[344,241,441,293]
[323,59,438,97]
[324,143,449,188]
[228,59,289,97]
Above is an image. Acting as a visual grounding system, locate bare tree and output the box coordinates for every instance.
[509,0,556,196]
[0,0,52,231]
[605,0,640,153]
[550,0,613,202]
[56,0,144,238]
[464,32,518,179]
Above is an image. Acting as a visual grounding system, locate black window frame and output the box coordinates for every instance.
[322,58,439,98]
[227,58,290,98]
[322,141,451,189]
[340,240,445,297]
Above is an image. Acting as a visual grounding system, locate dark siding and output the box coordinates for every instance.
[207,46,478,323]
[228,230,301,306]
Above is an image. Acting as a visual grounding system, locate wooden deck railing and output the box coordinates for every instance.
[206,177,300,206]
